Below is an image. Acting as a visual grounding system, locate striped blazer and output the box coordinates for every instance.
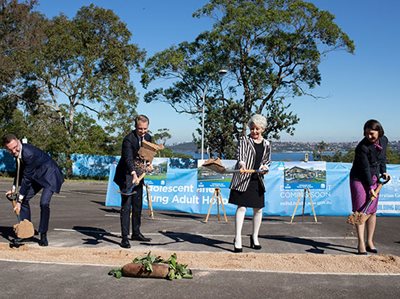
[229,136,271,192]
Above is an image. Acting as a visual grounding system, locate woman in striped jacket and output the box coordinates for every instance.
[229,114,271,252]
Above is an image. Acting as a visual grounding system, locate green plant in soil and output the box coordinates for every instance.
[166,253,193,280]
[133,251,164,273]
[108,252,193,280]
[108,268,122,279]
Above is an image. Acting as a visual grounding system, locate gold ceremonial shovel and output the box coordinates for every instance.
[6,193,35,239]
[202,158,267,174]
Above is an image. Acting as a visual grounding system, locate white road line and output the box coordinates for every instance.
[104,214,206,222]
[103,213,325,225]
[0,258,398,276]
[0,258,117,267]
[195,267,400,276]
[61,191,105,196]
[52,228,356,239]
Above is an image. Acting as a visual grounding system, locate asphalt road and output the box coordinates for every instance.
[0,179,399,298]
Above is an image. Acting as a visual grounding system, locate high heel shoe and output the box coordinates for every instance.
[356,245,367,255]
[366,245,378,254]
[250,236,262,250]
[233,238,243,253]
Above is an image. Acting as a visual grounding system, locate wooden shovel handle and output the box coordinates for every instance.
[11,200,20,216]
[238,169,268,174]
[371,174,391,200]
[371,184,383,200]
[239,169,256,173]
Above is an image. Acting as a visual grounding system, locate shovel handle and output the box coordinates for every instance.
[11,200,21,222]
[371,174,391,200]
[239,169,256,173]
[11,200,19,213]
[238,169,268,174]
[222,169,269,174]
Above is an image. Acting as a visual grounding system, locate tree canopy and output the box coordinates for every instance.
[1,0,360,166]
[142,0,355,158]
[25,4,145,138]
[1,2,145,173]
[0,0,45,134]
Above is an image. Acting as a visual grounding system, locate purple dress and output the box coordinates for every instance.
[350,175,378,214]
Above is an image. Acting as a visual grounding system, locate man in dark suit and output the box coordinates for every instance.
[2,134,64,246]
[114,114,152,248]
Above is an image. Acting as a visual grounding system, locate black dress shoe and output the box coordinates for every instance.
[356,251,368,255]
[12,238,24,245]
[131,233,151,242]
[366,246,378,254]
[38,233,48,247]
[250,236,262,250]
[120,238,131,249]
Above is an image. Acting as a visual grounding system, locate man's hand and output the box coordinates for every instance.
[6,189,13,197]
[13,202,21,214]
[146,163,154,173]
[131,171,140,186]
[5,190,18,201]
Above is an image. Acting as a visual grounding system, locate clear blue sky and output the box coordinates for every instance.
[36,0,400,144]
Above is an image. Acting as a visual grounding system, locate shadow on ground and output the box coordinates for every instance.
[261,235,357,254]
[138,230,233,252]
[72,226,121,246]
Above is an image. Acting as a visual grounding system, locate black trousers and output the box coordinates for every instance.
[20,183,54,234]
[120,184,143,238]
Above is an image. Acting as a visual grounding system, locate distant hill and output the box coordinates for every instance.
[168,142,198,152]
[167,140,400,155]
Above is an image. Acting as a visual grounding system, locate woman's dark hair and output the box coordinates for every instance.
[363,119,384,137]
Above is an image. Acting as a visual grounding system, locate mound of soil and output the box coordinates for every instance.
[1,243,400,274]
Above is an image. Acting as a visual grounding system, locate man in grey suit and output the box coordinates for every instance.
[114,115,152,248]
[3,134,64,246]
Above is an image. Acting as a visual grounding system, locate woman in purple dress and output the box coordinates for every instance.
[349,119,390,255]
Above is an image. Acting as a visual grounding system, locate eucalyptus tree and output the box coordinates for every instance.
[22,4,145,150]
[0,0,45,134]
[0,0,44,91]
[142,0,354,158]
[152,128,172,146]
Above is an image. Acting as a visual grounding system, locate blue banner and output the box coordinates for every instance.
[105,159,400,217]
[1,149,398,217]
[0,150,16,173]
[377,164,400,215]
[197,159,236,189]
[72,153,118,177]
[267,162,352,216]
